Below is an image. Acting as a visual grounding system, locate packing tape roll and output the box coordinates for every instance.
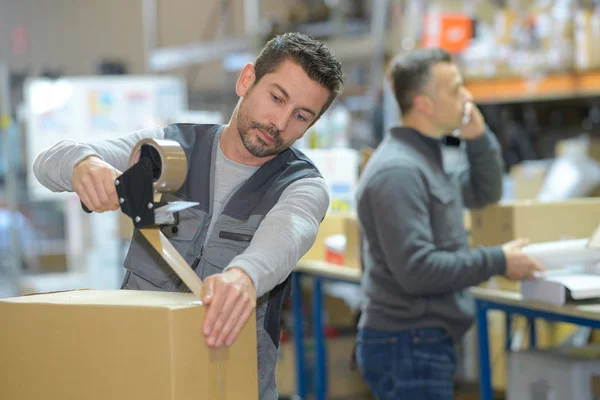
[129,138,187,193]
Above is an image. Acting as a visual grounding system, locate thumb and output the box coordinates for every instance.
[202,279,215,305]
[111,167,122,178]
[532,258,545,272]
[509,237,530,250]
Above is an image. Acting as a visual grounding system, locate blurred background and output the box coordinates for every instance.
[1,1,600,397]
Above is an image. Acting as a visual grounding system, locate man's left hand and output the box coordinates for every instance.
[456,102,486,140]
[202,268,257,348]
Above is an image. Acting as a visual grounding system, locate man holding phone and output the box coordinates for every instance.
[354,48,544,399]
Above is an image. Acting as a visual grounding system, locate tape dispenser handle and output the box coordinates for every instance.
[81,201,92,213]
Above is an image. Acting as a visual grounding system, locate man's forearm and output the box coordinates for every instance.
[398,245,506,295]
[224,177,329,297]
[460,129,504,208]
[32,127,164,193]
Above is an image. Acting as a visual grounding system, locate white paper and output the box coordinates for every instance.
[523,239,600,270]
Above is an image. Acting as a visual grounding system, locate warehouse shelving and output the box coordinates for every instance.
[465,70,600,104]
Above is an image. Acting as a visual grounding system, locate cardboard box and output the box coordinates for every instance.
[0,290,258,400]
[471,199,600,292]
[470,198,600,247]
[302,212,361,269]
[507,345,600,400]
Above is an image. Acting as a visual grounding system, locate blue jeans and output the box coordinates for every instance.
[356,327,456,400]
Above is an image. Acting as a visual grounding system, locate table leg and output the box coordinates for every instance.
[476,301,493,400]
[291,272,307,399]
[312,277,327,400]
[529,317,537,349]
[505,312,512,351]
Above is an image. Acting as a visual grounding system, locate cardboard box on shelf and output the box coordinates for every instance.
[471,198,600,292]
[0,289,258,400]
[470,198,600,247]
[302,212,361,269]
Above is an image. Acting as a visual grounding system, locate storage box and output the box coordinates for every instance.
[0,289,258,400]
[507,345,600,400]
[302,212,361,269]
[470,198,600,247]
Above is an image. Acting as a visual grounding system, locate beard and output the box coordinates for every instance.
[236,101,288,158]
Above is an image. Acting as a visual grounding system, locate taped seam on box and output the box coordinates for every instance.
[209,347,230,399]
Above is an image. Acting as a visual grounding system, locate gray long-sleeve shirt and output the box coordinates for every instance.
[356,126,506,341]
[32,126,329,297]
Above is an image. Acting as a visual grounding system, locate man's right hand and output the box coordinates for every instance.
[72,155,122,212]
[503,238,545,280]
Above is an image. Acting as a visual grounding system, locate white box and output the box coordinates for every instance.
[521,273,600,306]
[507,345,600,400]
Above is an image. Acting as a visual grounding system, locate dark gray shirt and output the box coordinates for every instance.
[356,126,506,342]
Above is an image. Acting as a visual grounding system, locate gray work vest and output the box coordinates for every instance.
[121,123,322,400]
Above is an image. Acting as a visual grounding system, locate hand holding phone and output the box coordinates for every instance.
[452,102,486,140]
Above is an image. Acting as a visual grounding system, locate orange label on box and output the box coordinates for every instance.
[422,13,473,53]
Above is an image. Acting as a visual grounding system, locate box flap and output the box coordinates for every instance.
[0,289,203,309]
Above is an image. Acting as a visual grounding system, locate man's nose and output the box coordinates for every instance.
[269,110,290,133]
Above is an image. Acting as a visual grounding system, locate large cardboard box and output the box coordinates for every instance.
[0,290,258,400]
[470,198,600,247]
[471,199,600,292]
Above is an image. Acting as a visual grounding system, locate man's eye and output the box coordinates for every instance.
[271,94,281,103]
[296,113,306,122]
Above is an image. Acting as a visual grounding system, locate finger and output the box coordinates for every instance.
[512,238,530,249]
[93,174,113,211]
[532,259,545,272]
[203,282,227,342]
[103,172,120,210]
[210,286,242,347]
[78,191,94,213]
[216,293,248,347]
[202,279,215,305]
[226,305,255,347]
[84,180,103,211]
[464,102,473,121]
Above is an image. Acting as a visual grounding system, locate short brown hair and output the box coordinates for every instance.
[254,32,344,117]
[387,48,453,113]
